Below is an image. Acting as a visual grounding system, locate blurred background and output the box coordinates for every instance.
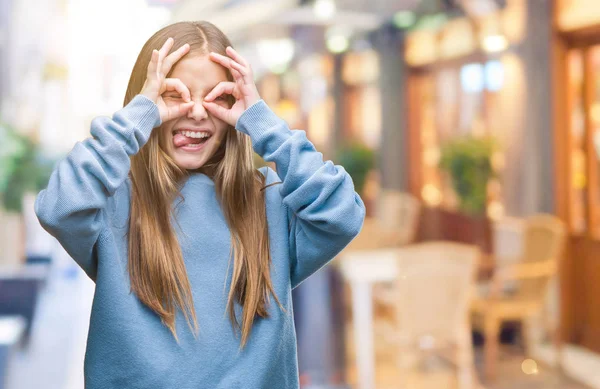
[1,0,599,388]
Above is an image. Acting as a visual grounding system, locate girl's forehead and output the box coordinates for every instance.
[170,55,228,89]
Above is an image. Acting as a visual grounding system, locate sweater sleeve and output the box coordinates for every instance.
[34,95,161,279]
[236,100,366,289]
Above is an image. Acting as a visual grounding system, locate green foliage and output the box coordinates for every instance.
[439,136,496,215]
[0,123,54,213]
[336,142,375,195]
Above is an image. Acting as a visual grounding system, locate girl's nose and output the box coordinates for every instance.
[187,98,208,121]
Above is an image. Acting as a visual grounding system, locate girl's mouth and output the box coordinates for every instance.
[172,130,212,151]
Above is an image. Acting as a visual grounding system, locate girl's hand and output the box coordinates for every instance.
[140,37,195,123]
[203,47,261,127]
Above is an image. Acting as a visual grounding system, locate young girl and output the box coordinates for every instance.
[35,21,364,388]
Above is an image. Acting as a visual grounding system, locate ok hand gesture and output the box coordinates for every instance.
[140,37,194,123]
[202,47,261,127]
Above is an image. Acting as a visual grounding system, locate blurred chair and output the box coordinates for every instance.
[344,217,403,252]
[0,316,26,389]
[337,192,418,389]
[339,192,422,388]
[492,216,525,266]
[344,191,420,252]
[375,190,421,246]
[471,214,567,380]
[0,204,50,348]
[392,242,479,389]
[342,217,401,353]
[0,265,48,347]
[348,192,422,354]
[476,217,525,302]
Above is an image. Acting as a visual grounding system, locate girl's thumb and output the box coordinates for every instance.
[203,101,229,123]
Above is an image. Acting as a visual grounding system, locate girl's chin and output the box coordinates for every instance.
[171,151,209,170]
[176,159,206,170]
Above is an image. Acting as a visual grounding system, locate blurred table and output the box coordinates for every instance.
[339,246,493,389]
[339,249,399,389]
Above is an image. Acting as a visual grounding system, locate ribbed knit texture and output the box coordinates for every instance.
[35,96,365,389]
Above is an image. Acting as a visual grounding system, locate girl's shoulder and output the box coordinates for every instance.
[258,166,281,186]
[257,166,289,220]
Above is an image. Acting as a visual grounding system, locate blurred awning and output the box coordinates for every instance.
[169,0,419,41]
[168,0,418,78]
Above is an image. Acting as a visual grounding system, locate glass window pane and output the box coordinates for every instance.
[587,46,600,237]
[568,49,588,234]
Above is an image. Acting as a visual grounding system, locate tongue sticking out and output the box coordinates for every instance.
[173,134,205,148]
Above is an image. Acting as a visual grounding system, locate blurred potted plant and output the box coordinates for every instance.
[336,142,375,196]
[0,122,54,265]
[439,135,496,216]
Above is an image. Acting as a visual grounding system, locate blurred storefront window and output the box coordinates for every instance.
[590,47,600,237]
[402,2,531,219]
[567,50,588,234]
[408,57,507,215]
[556,0,600,354]
[258,53,334,156]
[341,50,381,150]
[565,45,600,238]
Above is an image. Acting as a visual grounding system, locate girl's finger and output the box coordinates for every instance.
[229,60,253,85]
[209,53,248,84]
[156,37,174,76]
[209,52,246,76]
[163,78,191,102]
[209,52,234,70]
[158,37,174,60]
[162,43,190,75]
[166,101,194,121]
[146,50,159,79]
[202,101,230,123]
[225,46,249,68]
[205,82,237,102]
[229,65,244,82]
[176,101,195,116]
[229,60,249,77]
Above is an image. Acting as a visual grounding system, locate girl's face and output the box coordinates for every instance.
[159,54,230,170]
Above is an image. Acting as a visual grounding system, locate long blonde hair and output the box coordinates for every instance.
[123,21,280,346]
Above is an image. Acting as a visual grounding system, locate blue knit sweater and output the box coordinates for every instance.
[35,95,365,389]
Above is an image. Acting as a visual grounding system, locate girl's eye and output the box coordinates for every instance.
[163,94,181,99]
[215,95,226,101]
